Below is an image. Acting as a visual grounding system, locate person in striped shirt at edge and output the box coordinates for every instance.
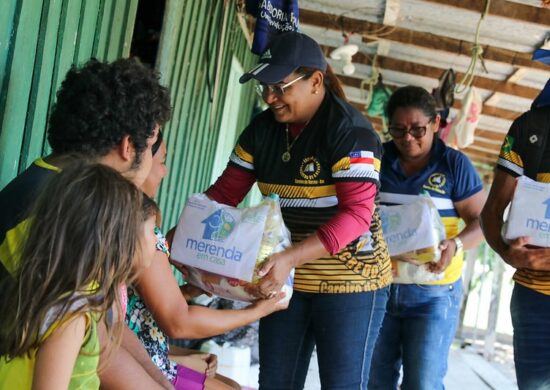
[205,31,392,389]
[369,86,485,390]
[481,72,550,390]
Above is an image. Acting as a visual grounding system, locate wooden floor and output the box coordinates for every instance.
[444,348,516,390]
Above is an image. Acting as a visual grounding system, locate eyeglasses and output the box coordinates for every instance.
[255,74,308,98]
[388,122,432,139]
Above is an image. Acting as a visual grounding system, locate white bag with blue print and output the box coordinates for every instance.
[504,176,550,247]
[380,196,446,263]
[171,193,293,302]
[380,196,446,284]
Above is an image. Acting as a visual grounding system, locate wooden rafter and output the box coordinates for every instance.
[463,147,501,162]
[300,9,548,71]
[323,46,540,100]
[345,79,522,120]
[425,0,550,26]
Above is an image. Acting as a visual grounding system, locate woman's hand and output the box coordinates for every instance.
[250,291,289,316]
[502,236,550,270]
[257,251,295,298]
[427,239,455,274]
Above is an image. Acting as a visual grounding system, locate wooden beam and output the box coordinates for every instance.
[424,0,550,26]
[463,147,500,162]
[453,100,521,121]
[347,85,522,120]
[324,46,540,100]
[300,9,548,71]
[468,144,501,155]
[471,139,502,152]
[464,152,498,165]
[475,136,504,146]
[475,129,506,143]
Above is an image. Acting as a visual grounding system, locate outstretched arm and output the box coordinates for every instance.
[136,249,287,340]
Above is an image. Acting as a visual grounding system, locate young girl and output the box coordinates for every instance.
[0,163,158,390]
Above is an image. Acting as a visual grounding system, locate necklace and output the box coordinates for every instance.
[282,124,302,162]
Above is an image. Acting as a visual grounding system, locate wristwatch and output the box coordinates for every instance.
[452,236,463,255]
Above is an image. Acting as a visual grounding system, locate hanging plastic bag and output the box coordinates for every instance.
[448,86,481,148]
[503,175,550,247]
[171,193,293,302]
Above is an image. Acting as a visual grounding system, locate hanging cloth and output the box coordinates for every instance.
[448,86,481,148]
[246,0,300,55]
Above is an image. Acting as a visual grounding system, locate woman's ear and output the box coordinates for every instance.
[310,70,324,93]
[432,114,441,133]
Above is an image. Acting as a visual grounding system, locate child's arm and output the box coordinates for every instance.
[32,314,86,390]
[98,323,173,390]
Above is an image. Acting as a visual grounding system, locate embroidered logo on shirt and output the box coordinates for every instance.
[299,156,321,180]
[423,173,447,194]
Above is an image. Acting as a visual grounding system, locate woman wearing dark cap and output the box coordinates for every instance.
[369,86,485,390]
[206,31,392,389]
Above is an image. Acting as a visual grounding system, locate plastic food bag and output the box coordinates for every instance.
[391,259,444,284]
[380,196,446,264]
[171,193,293,302]
[503,176,550,247]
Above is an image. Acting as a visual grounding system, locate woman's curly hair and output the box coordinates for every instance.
[47,57,171,166]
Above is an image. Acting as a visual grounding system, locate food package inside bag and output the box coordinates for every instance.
[503,176,550,247]
[391,259,444,284]
[171,193,293,302]
[380,196,446,264]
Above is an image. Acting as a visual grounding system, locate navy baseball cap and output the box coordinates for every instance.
[239,31,327,84]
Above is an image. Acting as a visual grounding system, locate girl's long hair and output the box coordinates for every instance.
[0,162,144,359]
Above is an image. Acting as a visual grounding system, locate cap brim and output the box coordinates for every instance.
[239,63,298,84]
[533,48,550,65]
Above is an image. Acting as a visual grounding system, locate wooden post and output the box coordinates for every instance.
[483,253,504,361]
[456,246,479,342]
